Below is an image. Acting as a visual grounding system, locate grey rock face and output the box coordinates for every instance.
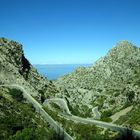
[0,38,58,98]
[55,41,140,117]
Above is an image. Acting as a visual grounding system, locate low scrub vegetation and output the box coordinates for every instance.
[9,88,24,102]
[44,106,116,140]
[0,88,63,140]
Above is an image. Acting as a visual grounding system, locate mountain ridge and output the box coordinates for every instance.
[0,37,58,99]
[0,38,140,138]
[55,40,140,130]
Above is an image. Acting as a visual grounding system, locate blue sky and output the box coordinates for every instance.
[0,0,140,64]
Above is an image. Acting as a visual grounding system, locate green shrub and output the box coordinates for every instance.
[127,91,135,102]
[101,117,112,122]
[102,110,113,118]
[9,89,24,102]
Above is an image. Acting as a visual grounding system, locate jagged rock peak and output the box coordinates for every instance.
[0,37,23,64]
[0,37,58,98]
[0,37,22,50]
[107,40,138,58]
[116,40,134,47]
[0,37,30,77]
[110,40,137,52]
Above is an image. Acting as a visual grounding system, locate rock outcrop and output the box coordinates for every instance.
[55,41,140,119]
[1,38,140,130]
[0,38,58,98]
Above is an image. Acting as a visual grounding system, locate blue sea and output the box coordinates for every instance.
[34,64,92,80]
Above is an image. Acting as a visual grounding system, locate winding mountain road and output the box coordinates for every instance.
[92,106,101,120]
[1,84,140,139]
[43,97,140,138]
[0,84,73,140]
[44,98,71,114]
[44,97,101,119]
[60,113,140,138]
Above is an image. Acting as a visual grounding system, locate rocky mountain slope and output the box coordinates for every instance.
[55,41,140,128]
[0,86,59,139]
[0,38,58,99]
[0,37,63,139]
[1,37,140,138]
